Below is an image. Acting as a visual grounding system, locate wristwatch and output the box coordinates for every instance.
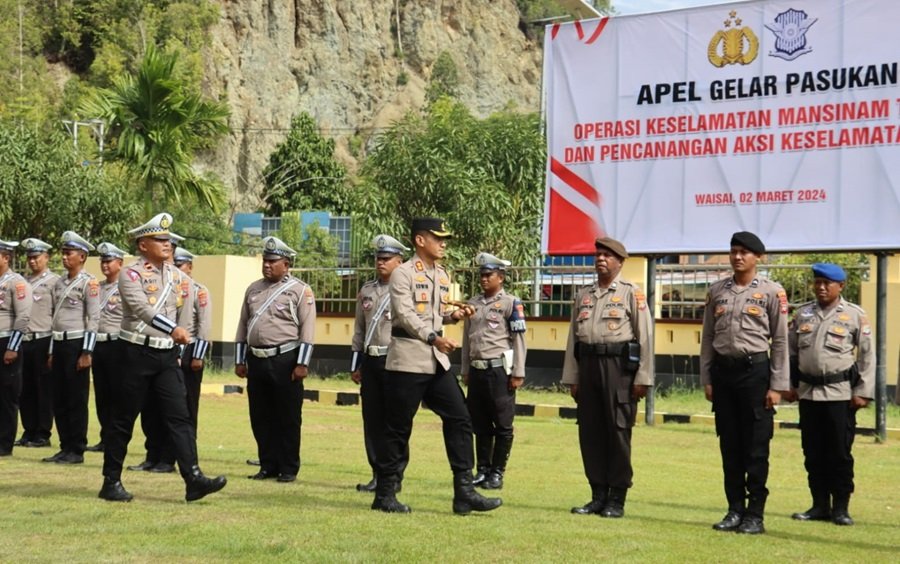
[426,332,437,345]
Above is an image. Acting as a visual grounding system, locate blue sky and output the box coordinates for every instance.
[612,0,744,16]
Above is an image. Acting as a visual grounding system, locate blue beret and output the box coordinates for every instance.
[811,263,846,282]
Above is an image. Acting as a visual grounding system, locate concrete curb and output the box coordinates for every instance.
[202,384,900,440]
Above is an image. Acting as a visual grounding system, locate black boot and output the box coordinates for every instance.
[371,474,410,513]
[483,435,512,490]
[452,471,502,515]
[473,434,493,486]
[792,489,831,521]
[600,487,627,518]
[98,477,133,502]
[571,484,608,515]
[831,492,854,526]
[737,498,766,535]
[184,466,227,502]
[356,472,377,492]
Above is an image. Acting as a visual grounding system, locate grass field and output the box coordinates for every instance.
[1,385,898,563]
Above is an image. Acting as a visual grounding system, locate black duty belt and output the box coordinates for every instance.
[797,370,851,386]
[715,351,769,370]
[577,342,628,357]
[391,328,442,340]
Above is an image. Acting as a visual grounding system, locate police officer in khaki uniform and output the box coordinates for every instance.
[372,217,501,515]
[350,234,409,492]
[42,231,100,465]
[563,237,652,519]
[786,263,875,526]
[15,238,56,448]
[235,236,315,483]
[0,240,32,456]
[86,242,126,453]
[174,247,211,429]
[701,231,789,535]
[461,252,527,491]
[99,213,226,502]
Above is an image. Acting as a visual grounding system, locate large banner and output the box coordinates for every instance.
[541,0,900,255]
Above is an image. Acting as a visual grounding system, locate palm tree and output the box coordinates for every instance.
[80,45,230,212]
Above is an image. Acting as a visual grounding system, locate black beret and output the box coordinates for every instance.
[595,237,628,259]
[730,231,765,255]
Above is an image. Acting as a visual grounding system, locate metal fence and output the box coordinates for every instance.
[293,260,871,320]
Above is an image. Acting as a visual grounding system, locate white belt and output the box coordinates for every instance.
[471,358,504,370]
[250,341,300,359]
[96,333,119,342]
[24,331,53,342]
[119,329,174,350]
[53,330,85,341]
[366,345,389,357]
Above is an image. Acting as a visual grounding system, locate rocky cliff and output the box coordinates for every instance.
[201,0,543,209]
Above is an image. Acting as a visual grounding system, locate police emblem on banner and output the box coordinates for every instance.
[708,10,759,67]
[765,9,817,61]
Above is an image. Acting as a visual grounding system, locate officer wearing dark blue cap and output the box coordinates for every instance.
[0,239,32,456]
[786,262,874,526]
[700,231,790,534]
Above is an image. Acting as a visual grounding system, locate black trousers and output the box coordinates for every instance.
[181,343,205,428]
[466,366,516,439]
[247,351,303,476]
[711,358,773,517]
[0,337,24,452]
[799,399,857,496]
[91,340,122,445]
[102,342,198,481]
[51,339,90,455]
[576,354,637,490]
[360,355,408,476]
[19,336,53,442]
[378,367,474,479]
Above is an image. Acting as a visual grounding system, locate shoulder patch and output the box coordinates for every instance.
[508,299,527,332]
[15,282,26,300]
[88,279,100,297]
[198,289,209,307]
[127,269,140,282]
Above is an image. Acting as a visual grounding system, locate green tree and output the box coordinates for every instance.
[274,216,342,307]
[357,98,545,271]
[0,121,140,245]
[260,113,349,216]
[0,1,61,121]
[79,45,230,212]
[425,51,459,106]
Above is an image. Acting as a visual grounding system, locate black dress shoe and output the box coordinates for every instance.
[185,467,227,502]
[149,462,176,473]
[600,504,625,518]
[736,516,765,535]
[248,470,276,480]
[99,479,134,502]
[127,460,156,471]
[57,452,84,464]
[832,511,855,526]
[26,438,51,448]
[246,459,260,466]
[13,437,29,447]
[277,473,297,483]
[792,506,831,521]
[571,499,606,515]
[356,477,377,492]
[85,443,105,453]
[42,451,66,463]
[712,511,744,531]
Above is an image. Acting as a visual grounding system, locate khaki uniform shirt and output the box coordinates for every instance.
[789,298,875,401]
[561,275,653,386]
[386,254,456,374]
[26,270,59,334]
[0,270,32,351]
[97,279,123,335]
[119,257,193,341]
[350,279,392,371]
[188,280,212,359]
[234,275,316,365]
[699,275,790,391]
[51,271,100,353]
[461,290,527,378]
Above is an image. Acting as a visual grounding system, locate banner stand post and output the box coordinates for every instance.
[645,256,657,426]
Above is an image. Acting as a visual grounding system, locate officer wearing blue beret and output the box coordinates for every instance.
[786,262,874,526]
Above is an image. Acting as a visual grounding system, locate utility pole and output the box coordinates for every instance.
[18,1,24,94]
